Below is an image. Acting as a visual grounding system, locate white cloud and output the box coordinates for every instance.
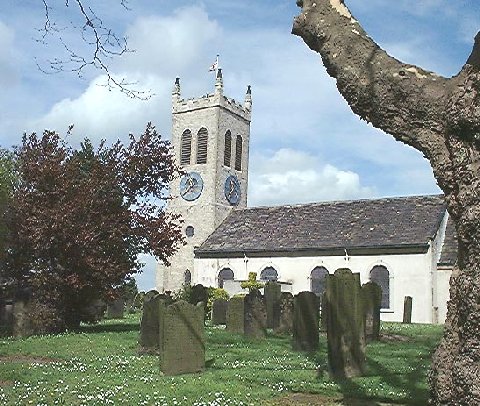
[28,74,171,145]
[119,6,221,78]
[248,148,376,207]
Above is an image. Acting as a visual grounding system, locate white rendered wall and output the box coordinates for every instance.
[194,249,448,324]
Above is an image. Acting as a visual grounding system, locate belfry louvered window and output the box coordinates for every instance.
[224,130,232,167]
[180,130,192,165]
[235,135,243,171]
[196,128,208,164]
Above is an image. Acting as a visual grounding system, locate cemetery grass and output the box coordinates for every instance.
[0,314,442,406]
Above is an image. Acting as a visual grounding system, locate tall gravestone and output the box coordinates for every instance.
[106,297,124,319]
[139,290,171,352]
[12,288,33,338]
[403,296,413,324]
[320,292,328,332]
[0,299,13,336]
[159,300,205,375]
[274,292,293,335]
[244,290,267,339]
[211,299,228,325]
[361,281,382,342]
[326,269,366,378]
[226,296,245,334]
[264,282,281,329]
[292,291,320,351]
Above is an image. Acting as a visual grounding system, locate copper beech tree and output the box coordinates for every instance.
[292,1,479,405]
[4,123,183,331]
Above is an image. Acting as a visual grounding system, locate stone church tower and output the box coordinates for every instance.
[156,70,252,292]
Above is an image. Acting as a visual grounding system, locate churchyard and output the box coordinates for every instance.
[0,310,442,405]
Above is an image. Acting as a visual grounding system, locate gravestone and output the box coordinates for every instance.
[159,300,205,375]
[403,296,413,324]
[264,282,281,329]
[326,269,366,378]
[292,291,320,351]
[226,296,245,334]
[106,297,124,319]
[211,299,228,325]
[0,299,13,336]
[274,292,293,335]
[190,284,208,306]
[361,281,382,342]
[139,291,171,352]
[12,288,34,338]
[244,290,267,339]
[320,292,328,332]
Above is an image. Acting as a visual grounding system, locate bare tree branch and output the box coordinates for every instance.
[36,0,151,99]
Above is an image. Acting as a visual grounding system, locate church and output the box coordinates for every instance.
[156,71,455,325]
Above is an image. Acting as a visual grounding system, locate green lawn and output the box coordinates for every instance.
[0,314,443,405]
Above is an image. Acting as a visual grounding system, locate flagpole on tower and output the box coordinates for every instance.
[209,54,219,74]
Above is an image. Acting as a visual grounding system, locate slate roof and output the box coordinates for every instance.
[196,195,447,256]
[438,216,458,266]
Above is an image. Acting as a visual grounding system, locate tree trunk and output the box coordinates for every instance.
[292,1,480,404]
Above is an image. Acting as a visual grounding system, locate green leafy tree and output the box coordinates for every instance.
[5,123,183,331]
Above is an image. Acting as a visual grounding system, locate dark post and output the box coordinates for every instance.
[403,296,413,324]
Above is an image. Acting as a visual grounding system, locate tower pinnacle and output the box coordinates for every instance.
[215,68,224,96]
[244,85,252,111]
[172,77,181,103]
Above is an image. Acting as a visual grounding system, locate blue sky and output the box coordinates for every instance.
[1,1,478,290]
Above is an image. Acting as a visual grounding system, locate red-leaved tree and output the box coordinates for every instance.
[4,123,183,331]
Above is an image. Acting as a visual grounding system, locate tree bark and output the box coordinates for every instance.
[292,1,480,404]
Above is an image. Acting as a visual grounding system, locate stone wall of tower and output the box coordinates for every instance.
[156,74,251,293]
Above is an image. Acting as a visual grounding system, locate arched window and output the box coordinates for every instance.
[260,266,278,282]
[218,268,234,288]
[310,266,329,297]
[184,270,192,286]
[180,130,192,165]
[234,135,243,171]
[370,265,390,309]
[224,131,232,167]
[196,128,208,164]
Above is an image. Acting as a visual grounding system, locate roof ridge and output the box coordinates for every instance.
[240,193,445,212]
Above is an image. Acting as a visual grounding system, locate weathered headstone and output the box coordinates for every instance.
[159,300,205,375]
[320,291,328,332]
[326,269,366,378]
[211,299,228,325]
[190,284,208,317]
[264,282,281,329]
[361,281,382,342]
[12,288,33,338]
[274,292,293,335]
[0,299,13,336]
[106,297,124,319]
[403,296,413,324]
[139,291,171,352]
[244,290,267,339]
[82,298,106,322]
[226,296,245,334]
[292,291,320,351]
[190,284,208,306]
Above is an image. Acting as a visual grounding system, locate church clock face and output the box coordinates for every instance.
[224,175,241,205]
[180,172,203,201]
